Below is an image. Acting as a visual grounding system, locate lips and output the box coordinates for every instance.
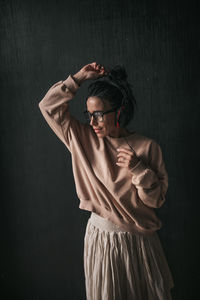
[93,128,102,132]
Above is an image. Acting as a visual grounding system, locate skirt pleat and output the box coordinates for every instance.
[84,212,174,300]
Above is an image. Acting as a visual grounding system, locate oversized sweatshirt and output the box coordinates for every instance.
[38,74,169,235]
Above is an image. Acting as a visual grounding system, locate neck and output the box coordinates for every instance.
[108,128,131,138]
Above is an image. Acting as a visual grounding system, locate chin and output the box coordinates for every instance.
[96,132,105,138]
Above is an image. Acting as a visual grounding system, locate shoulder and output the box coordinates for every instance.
[131,131,157,148]
[128,132,162,163]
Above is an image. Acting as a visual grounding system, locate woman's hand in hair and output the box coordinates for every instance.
[73,62,109,85]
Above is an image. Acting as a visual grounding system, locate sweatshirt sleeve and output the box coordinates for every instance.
[130,140,168,208]
[38,74,88,152]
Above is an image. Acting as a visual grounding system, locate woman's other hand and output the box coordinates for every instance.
[116,147,140,170]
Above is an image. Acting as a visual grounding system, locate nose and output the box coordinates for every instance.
[90,116,97,126]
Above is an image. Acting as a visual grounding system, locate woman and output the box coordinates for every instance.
[38,62,174,300]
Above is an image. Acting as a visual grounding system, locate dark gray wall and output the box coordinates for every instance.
[1,0,199,299]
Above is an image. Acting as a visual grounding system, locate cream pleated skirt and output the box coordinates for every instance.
[84,212,174,300]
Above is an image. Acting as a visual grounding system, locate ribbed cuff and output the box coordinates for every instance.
[70,74,81,87]
[62,74,80,94]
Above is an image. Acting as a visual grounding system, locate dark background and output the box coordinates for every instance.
[0,0,199,299]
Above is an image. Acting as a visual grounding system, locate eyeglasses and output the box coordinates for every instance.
[84,108,117,122]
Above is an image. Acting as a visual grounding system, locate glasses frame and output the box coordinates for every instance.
[83,108,117,122]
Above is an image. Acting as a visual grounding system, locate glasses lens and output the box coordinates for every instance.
[84,111,103,122]
[94,112,103,122]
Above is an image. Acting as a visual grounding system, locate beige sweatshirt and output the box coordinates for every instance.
[38,74,169,235]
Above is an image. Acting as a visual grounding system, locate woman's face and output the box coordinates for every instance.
[86,96,117,138]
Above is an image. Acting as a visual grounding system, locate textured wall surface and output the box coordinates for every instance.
[0,0,199,299]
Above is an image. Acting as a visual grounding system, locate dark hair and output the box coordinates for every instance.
[85,64,137,127]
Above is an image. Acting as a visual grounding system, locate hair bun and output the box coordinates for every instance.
[108,64,127,82]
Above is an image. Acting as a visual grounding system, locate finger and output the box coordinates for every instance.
[117,156,125,162]
[117,147,135,155]
[99,69,107,76]
[98,67,104,72]
[117,152,131,160]
[116,162,128,167]
[91,62,97,69]
[95,62,101,67]
[98,65,108,73]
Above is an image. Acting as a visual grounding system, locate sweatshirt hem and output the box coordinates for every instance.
[79,199,158,236]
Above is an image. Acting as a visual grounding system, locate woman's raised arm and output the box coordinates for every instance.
[38,62,108,152]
